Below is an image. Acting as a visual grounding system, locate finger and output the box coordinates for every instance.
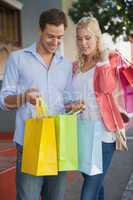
[29,98,37,105]
[65,104,72,109]
[27,88,40,93]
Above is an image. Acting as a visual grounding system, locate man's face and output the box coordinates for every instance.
[40,24,65,54]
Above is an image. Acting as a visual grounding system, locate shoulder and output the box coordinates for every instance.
[96,60,111,71]
[8,48,26,63]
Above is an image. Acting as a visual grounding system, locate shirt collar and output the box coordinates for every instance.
[24,42,64,64]
[24,42,37,54]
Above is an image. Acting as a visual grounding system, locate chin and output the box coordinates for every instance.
[49,47,57,53]
[82,51,91,56]
[47,49,56,53]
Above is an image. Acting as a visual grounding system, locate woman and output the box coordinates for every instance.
[66,16,127,200]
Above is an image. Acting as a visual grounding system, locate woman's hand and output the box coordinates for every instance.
[65,100,85,113]
[99,33,115,62]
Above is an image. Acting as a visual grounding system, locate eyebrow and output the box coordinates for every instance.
[47,33,64,38]
[77,35,92,38]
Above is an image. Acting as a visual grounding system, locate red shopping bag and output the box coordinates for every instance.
[116,49,133,86]
[121,65,133,86]
[118,54,133,113]
[119,67,133,113]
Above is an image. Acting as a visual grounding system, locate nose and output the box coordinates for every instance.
[52,38,59,46]
[79,38,86,47]
[82,38,87,46]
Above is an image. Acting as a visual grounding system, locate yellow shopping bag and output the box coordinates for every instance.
[21,97,58,176]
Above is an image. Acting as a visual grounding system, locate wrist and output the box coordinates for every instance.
[17,93,27,107]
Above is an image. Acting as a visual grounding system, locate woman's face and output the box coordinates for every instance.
[76,26,97,56]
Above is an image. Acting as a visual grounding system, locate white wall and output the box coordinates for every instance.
[62,0,77,61]
[20,0,76,60]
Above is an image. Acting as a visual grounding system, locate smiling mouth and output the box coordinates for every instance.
[50,46,57,49]
[81,48,88,51]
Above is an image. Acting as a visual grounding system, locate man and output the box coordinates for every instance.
[0,8,72,200]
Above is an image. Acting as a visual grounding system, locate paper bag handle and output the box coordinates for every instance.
[34,97,48,118]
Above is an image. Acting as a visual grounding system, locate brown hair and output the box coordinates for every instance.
[39,8,68,31]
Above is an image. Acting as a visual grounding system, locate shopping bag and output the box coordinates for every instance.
[116,51,133,113]
[116,49,133,86]
[121,66,133,86]
[21,97,58,176]
[55,112,78,171]
[119,67,133,113]
[77,119,103,175]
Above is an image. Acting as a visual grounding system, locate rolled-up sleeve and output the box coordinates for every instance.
[0,53,19,110]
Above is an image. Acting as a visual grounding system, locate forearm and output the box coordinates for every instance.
[4,94,26,110]
[2,88,40,110]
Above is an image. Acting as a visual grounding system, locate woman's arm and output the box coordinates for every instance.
[96,59,117,94]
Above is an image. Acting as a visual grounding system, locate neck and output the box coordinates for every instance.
[83,54,95,63]
[36,41,54,65]
[81,55,96,72]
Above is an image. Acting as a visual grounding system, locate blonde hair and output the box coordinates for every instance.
[76,16,103,72]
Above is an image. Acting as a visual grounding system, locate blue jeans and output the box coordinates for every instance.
[80,142,115,200]
[16,144,67,200]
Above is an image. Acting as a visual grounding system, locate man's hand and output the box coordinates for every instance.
[25,88,40,105]
[4,88,40,110]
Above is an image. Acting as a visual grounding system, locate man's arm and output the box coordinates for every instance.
[0,53,40,110]
[4,88,40,110]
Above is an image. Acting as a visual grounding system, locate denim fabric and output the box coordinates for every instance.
[16,144,67,200]
[80,142,115,200]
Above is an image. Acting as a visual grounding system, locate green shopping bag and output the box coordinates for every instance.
[55,113,78,171]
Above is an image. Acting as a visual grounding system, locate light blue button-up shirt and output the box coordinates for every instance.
[0,43,73,145]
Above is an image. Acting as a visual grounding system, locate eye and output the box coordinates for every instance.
[48,34,54,39]
[57,36,64,40]
[85,36,91,40]
[77,37,82,41]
